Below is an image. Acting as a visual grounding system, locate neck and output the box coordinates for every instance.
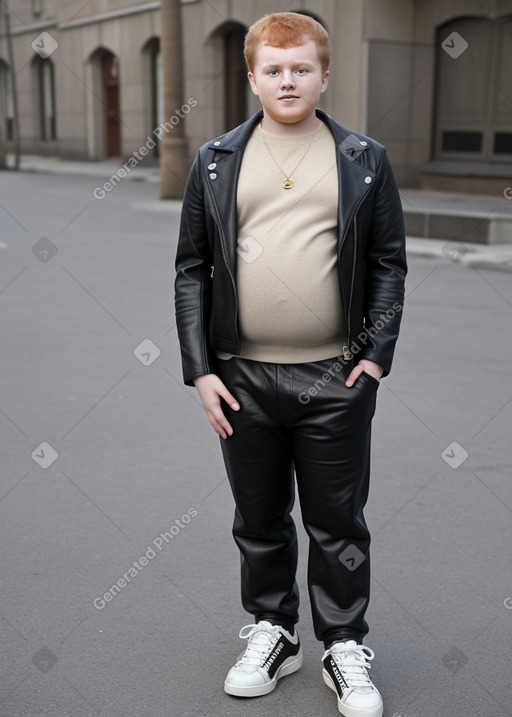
[260,111,322,137]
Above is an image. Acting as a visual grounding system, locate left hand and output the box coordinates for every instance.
[345,359,384,387]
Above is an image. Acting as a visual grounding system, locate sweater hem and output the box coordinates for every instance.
[216,338,349,364]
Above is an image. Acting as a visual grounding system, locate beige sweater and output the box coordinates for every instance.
[217,121,347,363]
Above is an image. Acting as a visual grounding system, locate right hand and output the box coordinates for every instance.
[193,374,240,439]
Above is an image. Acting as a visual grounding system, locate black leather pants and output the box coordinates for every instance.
[216,355,379,647]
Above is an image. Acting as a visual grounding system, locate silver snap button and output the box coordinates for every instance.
[360,141,367,146]
[210,173,217,180]
[364,176,372,184]
[213,141,220,146]
[208,163,216,170]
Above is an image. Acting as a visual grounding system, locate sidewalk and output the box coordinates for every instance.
[401,188,512,249]
[4,153,161,182]
[4,153,512,270]
[405,235,512,271]
[402,186,512,271]
[1,170,511,717]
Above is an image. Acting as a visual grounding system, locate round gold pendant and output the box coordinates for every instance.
[282,179,294,189]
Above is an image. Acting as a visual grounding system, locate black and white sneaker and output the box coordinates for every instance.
[322,640,383,717]
[224,621,302,697]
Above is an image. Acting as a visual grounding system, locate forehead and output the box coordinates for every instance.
[253,39,321,67]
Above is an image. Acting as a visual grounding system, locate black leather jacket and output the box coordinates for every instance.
[175,109,407,386]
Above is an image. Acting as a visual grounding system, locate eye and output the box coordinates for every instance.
[268,69,279,76]
[296,68,307,74]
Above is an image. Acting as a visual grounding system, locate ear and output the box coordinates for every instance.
[320,69,330,94]
[247,72,259,96]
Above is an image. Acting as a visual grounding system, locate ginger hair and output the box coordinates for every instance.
[244,12,331,73]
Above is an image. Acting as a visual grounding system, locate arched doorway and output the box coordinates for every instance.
[86,47,122,159]
[0,59,14,141]
[205,21,248,135]
[102,51,121,157]
[223,24,247,131]
[32,55,57,141]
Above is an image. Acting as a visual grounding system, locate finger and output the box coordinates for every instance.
[207,412,227,439]
[345,366,363,387]
[218,385,240,411]
[208,406,234,439]
[216,414,234,438]
[214,421,229,440]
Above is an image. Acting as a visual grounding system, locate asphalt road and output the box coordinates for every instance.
[0,171,511,717]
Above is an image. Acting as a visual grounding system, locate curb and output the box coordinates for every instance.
[407,236,512,272]
[4,155,160,183]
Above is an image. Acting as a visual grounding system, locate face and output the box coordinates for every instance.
[247,39,330,127]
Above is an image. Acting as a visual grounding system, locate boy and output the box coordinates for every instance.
[174,12,406,717]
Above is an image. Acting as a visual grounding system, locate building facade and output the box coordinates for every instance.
[1,0,512,193]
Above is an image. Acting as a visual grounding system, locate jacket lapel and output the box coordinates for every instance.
[205,111,263,272]
[205,109,376,268]
[316,111,376,250]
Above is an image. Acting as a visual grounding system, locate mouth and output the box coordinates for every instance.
[279,95,299,101]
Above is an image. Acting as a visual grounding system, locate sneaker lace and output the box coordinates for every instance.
[236,621,282,668]
[324,642,376,692]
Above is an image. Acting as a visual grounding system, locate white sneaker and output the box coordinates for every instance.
[322,640,383,717]
[224,621,302,697]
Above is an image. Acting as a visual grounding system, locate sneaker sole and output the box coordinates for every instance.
[322,668,383,717]
[224,650,303,698]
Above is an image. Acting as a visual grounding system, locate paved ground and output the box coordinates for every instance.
[0,170,511,717]
[8,153,512,268]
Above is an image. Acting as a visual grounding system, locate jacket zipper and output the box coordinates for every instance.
[343,215,358,360]
[205,181,240,348]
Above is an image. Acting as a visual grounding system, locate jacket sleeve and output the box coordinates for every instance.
[359,149,407,376]
[174,150,215,386]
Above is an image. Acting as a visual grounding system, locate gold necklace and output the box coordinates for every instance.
[259,122,315,189]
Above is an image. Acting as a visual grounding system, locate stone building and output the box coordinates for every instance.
[1,0,511,195]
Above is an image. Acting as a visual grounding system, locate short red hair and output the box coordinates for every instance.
[244,12,331,74]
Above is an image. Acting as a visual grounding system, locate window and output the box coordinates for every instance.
[434,17,512,161]
[0,59,14,141]
[38,58,56,140]
[146,37,161,158]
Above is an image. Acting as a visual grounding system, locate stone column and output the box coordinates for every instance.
[159,0,189,199]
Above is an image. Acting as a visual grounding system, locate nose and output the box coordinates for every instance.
[280,71,295,89]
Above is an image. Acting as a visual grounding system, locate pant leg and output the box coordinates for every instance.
[216,358,300,626]
[290,359,379,646]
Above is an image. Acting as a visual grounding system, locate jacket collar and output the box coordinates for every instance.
[206,109,377,261]
[207,108,372,160]
[206,110,263,153]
